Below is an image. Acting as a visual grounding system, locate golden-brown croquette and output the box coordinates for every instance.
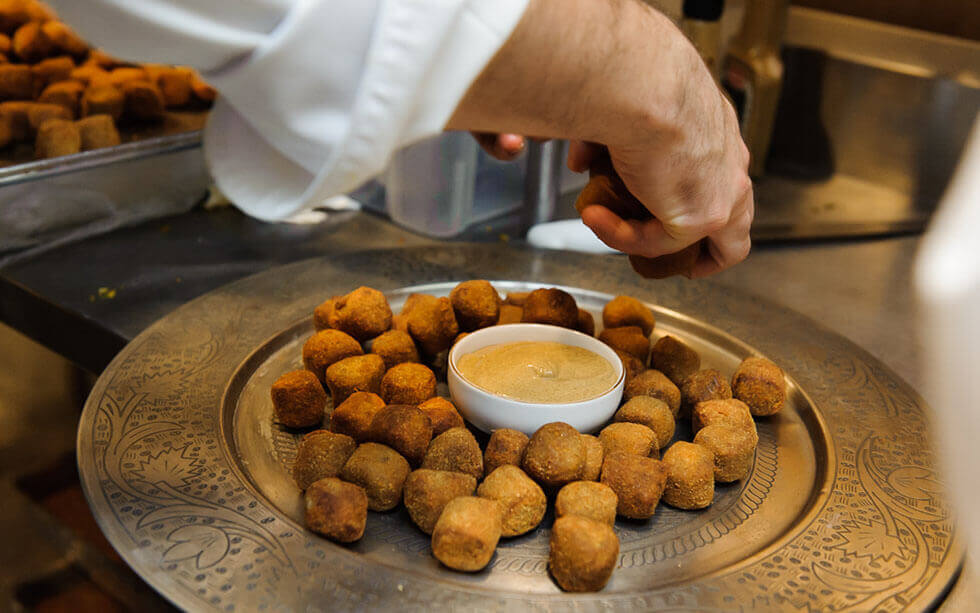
[624,369,681,415]
[271,370,327,429]
[368,404,433,466]
[521,288,578,329]
[324,354,386,406]
[449,280,501,331]
[380,362,437,405]
[602,295,655,336]
[328,286,393,341]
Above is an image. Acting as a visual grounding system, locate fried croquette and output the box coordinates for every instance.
[155,67,193,107]
[35,117,79,158]
[549,516,619,592]
[450,280,500,331]
[522,422,586,487]
[0,101,31,141]
[662,441,714,510]
[324,354,385,406]
[496,304,524,325]
[328,391,386,442]
[576,309,596,336]
[312,296,337,331]
[121,80,165,121]
[302,329,363,385]
[271,369,326,429]
[76,113,120,150]
[681,368,733,415]
[598,326,649,362]
[600,451,668,519]
[0,113,10,148]
[614,396,675,449]
[107,67,147,88]
[399,292,428,315]
[339,442,410,511]
[417,396,465,435]
[368,404,433,466]
[403,468,477,534]
[504,292,529,306]
[624,369,682,415]
[614,349,645,385]
[41,21,87,57]
[304,477,367,543]
[380,362,436,405]
[328,286,393,341]
[484,428,529,476]
[81,85,124,119]
[71,64,109,86]
[650,335,701,386]
[731,356,787,416]
[694,424,756,482]
[370,329,420,370]
[598,422,657,458]
[580,434,604,481]
[602,295,655,336]
[554,481,618,526]
[406,295,460,355]
[27,103,70,132]
[12,21,53,63]
[0,64,32,100]
[32,56,73,89]
[293,430,357,489]
[476,465,547,537]
[691,398,758,442]
[422,427,483,480]
[521,288,578,329]
[431,496,503,572]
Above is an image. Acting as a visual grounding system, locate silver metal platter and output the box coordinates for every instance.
[77,244,961,611]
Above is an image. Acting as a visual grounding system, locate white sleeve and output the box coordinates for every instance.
[48,0,530,221]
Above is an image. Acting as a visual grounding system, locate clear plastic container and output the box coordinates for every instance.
[382,132,526,238]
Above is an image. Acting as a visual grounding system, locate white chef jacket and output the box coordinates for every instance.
[48,0,530,220]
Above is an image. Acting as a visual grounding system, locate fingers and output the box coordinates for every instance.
[567,140,603,173]
[582,173,754,277]
[688,184,755,278]
[580,205,695,258]
[471,132,526,160]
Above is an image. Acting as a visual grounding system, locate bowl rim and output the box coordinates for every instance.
[447,323,626,408]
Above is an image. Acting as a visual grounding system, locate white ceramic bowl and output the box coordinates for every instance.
[448,323,625,435]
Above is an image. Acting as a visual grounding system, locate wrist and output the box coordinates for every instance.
[578,2,703,149]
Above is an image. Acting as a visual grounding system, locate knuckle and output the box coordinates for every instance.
[699,208,730,235]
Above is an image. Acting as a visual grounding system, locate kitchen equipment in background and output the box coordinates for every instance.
[380,132,528,238]
[681,0,726,81]
[721,0,789,177]
[0,131,209,267]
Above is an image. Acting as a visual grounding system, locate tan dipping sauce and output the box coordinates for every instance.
[456,341,618,404]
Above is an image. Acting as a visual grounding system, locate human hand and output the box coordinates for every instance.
[471,132,526,161]
[571,67,753,278]
[447,0,753,278]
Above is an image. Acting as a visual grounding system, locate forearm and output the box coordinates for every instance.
[446,0,698,147]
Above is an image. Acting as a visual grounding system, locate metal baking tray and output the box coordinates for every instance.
[0,113,209,258]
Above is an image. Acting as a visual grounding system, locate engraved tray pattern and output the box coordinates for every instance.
[76,245,960,611]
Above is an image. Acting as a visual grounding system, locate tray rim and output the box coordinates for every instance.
[0,130,202,187]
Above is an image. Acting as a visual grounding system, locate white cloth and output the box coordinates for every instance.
[49,0,529,220]
[915,115,980,582]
